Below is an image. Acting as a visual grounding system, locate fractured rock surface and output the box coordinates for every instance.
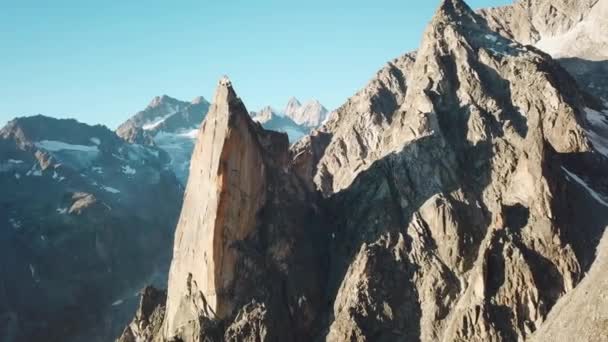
[120,0,608,341]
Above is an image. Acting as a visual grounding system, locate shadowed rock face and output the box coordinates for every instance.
[0,115,183,342]
[119,0,608,341]
[123,77,328,342]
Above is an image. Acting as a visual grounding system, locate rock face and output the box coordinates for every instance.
[0,115,183,342]
[117,95,210,184]
[120,0,608,341]
[479,0,608,102]
[309,1,607,340]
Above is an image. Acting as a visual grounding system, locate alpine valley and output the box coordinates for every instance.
[1,1,608,342]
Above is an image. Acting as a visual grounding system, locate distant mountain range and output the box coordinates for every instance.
[0,115,183,341]
[116,95,329,183]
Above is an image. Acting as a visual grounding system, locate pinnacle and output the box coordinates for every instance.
[213,75,238,105]
[433,0,478,25]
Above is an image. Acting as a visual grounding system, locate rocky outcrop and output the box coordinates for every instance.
[117,95,210,140]
[478,0,599,46]
[479,0,608,101]
[120,77,327,342]
[118,287,167,342]
[0,115,183,342]
[530,228,608,342]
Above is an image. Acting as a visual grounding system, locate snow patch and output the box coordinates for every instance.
[102,186,121,194]
[122,165,136,175]
[9,218,22,230]
[56,208,68,215]
[15,173,21,179]
[562,167,608,207]
[111,299,124,306]
[92,166,103,174]
[35,140,99,153]
[485,34,498,42]
[142,109,178,130]
[0,159,26,172]
[26,166,42,177]
[90,137,101,145]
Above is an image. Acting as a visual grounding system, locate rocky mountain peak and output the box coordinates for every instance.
[436,0,476,21]
[251,106,277,122]
[190,96,209,105]
[163,77,265,336]
[148,95,176,109]
[284,96,302,115]
[285,99,329,128]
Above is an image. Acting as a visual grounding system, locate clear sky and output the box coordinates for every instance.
[0,0,513,129]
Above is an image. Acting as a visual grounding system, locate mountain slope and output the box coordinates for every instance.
[116,95,210,183]
[479,0,608,102]
[530,228,608,342]
[310,1,607,340]
[119,0,608,341]
[0,115,183,342]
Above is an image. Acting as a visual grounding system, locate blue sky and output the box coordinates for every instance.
[0,0,513,128]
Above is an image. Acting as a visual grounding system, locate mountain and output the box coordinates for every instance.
[116,95,210,183]
[117,96,328,184]
[479,0,608,103]
[119,77,327,341]
[250,106,309,142]
[284,97,329,128]
[0,115,183,342]
[120,0,608,341]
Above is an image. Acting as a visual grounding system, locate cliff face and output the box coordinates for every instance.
[163,77,268,331]
[119,0,608,341]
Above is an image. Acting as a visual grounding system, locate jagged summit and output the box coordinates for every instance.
[212,75,240,109]
[191,95,208,105]
[152,78,321,341]
[436,0,476,20]
[119,1,608,341]
[147,94,180,109]
[284,96,302,114]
